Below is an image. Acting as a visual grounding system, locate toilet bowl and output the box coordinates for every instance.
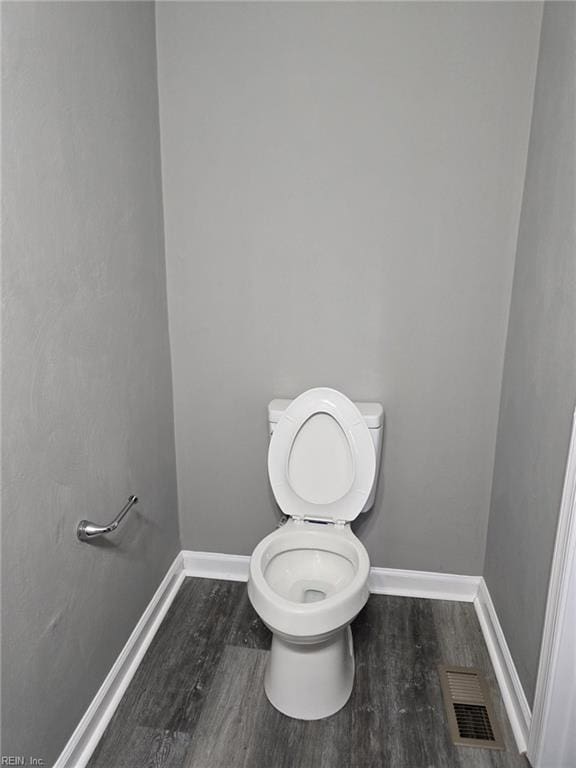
[248,518,370,719]
[248,387,383,720]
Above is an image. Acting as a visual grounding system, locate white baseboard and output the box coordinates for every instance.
[474,577,531,753]
[182,550,250,581]
[369,567,481,602]
[181,549,482,602]
[54,553,186,768]
[55,549,527,766]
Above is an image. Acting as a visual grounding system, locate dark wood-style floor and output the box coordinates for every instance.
[87,577,529,768]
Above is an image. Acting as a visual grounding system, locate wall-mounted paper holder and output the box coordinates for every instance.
[77,495,138,542]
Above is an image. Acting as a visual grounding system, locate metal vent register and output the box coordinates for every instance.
[438,666,504,750]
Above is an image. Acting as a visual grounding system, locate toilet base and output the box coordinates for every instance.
[264,625,355,720]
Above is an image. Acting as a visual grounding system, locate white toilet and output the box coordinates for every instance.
[248,387,384,720]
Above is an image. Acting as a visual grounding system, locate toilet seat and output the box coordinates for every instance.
[268,387,376,523]
[248,519,370,638]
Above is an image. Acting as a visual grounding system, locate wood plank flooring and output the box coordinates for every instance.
[87,578,529,768]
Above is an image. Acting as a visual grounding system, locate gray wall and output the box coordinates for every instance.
[2,3,179,762]
[484,1,576,707]
[156,2,541,574]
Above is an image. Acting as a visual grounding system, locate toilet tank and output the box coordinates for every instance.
[268,398,384,513]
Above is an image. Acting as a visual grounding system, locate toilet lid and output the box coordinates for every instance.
[268,387,376,523]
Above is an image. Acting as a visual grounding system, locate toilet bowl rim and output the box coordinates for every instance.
[249,522,370,615]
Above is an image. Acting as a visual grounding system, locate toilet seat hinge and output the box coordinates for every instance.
[291,515,348,527]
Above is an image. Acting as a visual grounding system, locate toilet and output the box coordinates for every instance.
[248,387,384,720]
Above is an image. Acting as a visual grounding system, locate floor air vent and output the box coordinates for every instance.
[438,665,504,750]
